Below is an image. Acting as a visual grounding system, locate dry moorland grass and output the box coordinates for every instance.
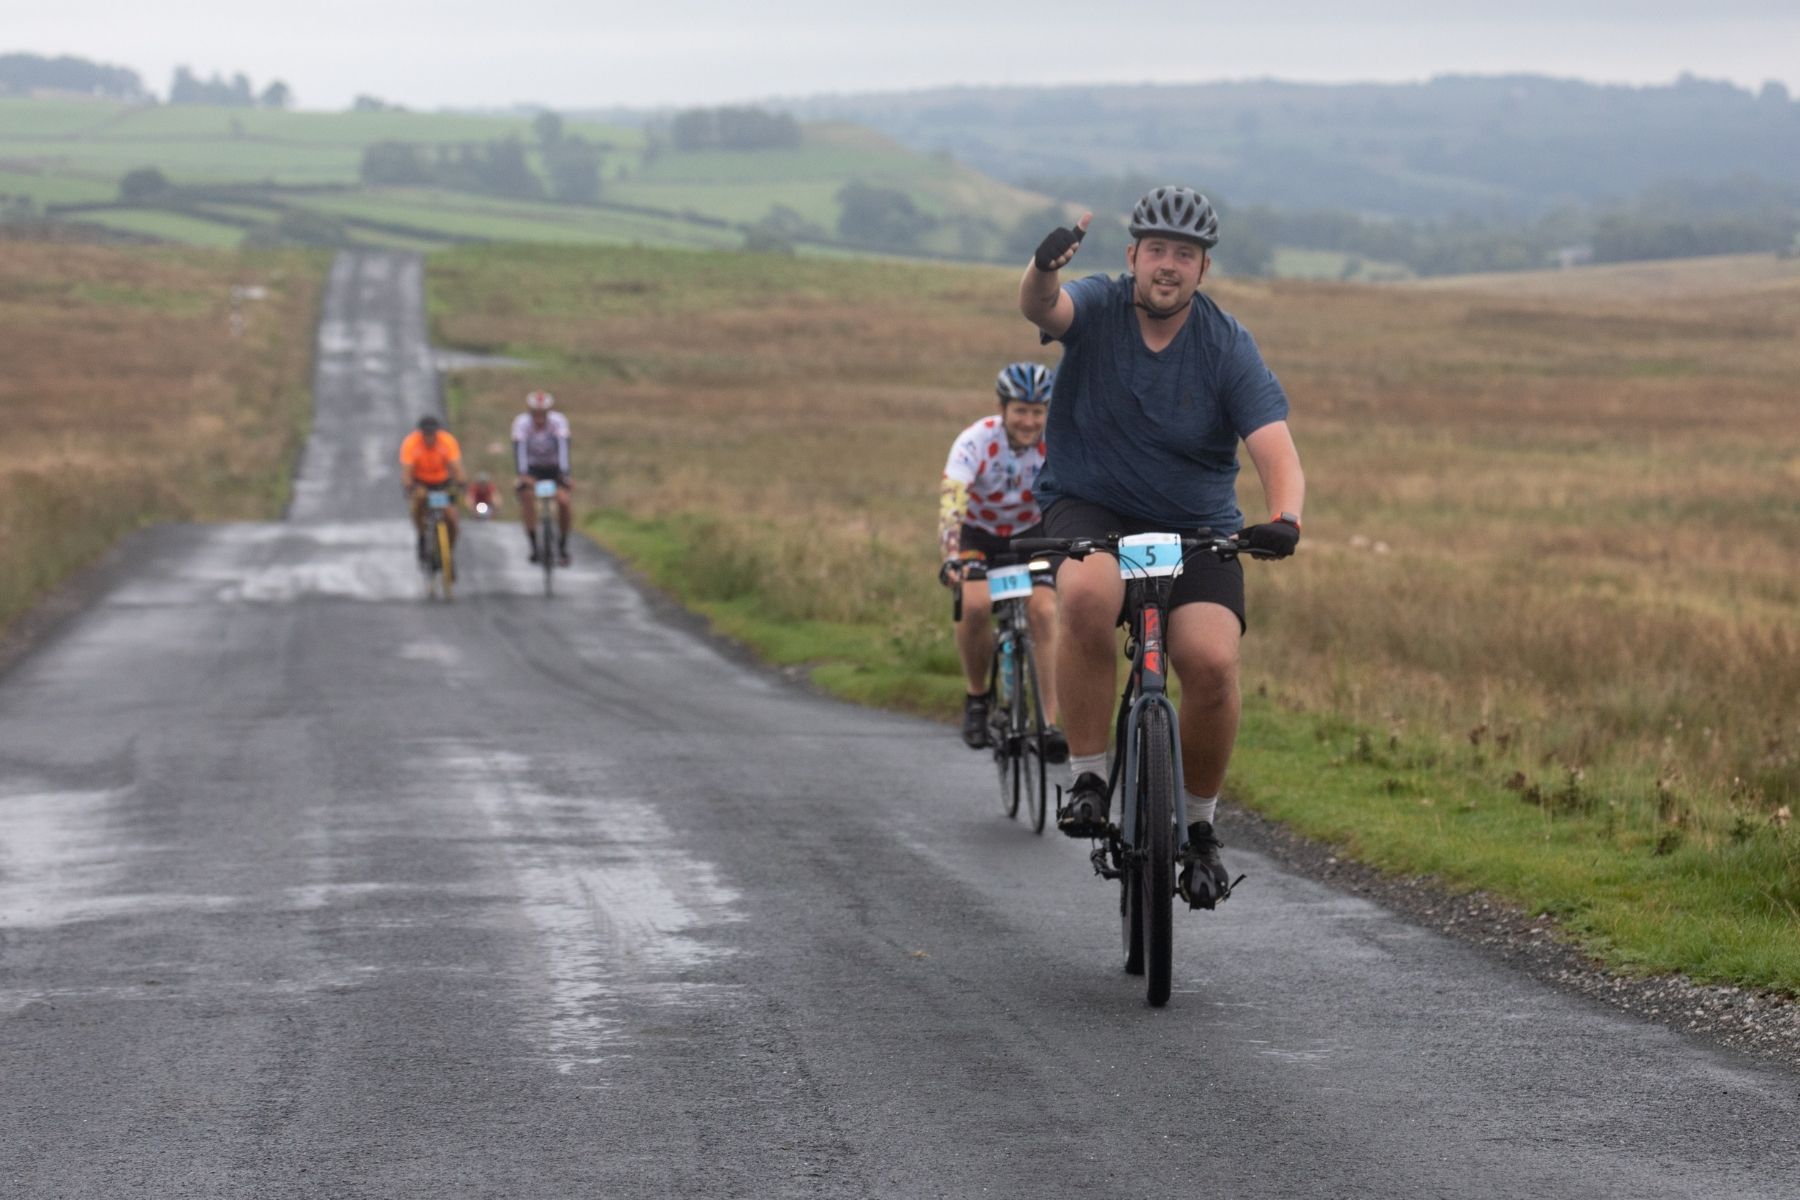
[0,238,322,629]
[434,245,1799,842]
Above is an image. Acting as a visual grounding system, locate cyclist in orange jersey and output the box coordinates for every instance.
[399,415,467,561]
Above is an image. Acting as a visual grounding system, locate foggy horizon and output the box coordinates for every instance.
[6,2,1798,113]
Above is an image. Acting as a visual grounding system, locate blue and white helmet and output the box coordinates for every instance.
[995,362,1053,405]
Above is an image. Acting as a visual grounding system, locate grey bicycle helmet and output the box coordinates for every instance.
[1129,186,1219,249]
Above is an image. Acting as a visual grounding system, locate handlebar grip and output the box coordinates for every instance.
[1010,538,1063,554]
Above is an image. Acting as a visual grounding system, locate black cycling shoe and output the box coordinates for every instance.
[528,549,541,564]
[557,543,572,567]
[961,692,992,749]
[1178,820,1233,909]
[1042,725,1070,765]
[1056,772,1110,838]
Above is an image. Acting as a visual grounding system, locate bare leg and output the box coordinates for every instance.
[1054,554,1124,758]
[954,578,994,693]
[1167,602,1242,797]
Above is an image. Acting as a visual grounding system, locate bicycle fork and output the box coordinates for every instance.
[1092,600,1190,880]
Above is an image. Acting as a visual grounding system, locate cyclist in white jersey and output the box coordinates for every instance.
[511,390,573,565]
[938,362,1065,759]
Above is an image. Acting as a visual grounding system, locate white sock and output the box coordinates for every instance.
[1069,752,1108,788]
[1185,789,1218,828]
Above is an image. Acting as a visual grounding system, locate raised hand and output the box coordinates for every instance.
[1033,212,1092,273]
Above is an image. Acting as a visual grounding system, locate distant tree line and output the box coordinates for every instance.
[170,67,290,109]
[665,106,802,152]
[359,128,604,205]
[1021,171,1799,276]
[0,53,146,100]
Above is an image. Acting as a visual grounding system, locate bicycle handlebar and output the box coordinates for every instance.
[1011,531,1276,563]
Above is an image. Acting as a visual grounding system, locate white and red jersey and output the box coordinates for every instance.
[511,411,571,473]
[943,416,1046,538]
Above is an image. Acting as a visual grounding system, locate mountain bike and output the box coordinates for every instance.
[980,555,1056,833]
[419,483,461,601]
[1014,530,1264,1006]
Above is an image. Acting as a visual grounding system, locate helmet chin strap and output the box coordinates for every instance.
[1130,276,1193,322]
[1134,296,1191,321]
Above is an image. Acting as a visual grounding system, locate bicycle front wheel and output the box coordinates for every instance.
[992,644,1020,819]
[1019,637,1049,835]
[437,521,455,601]
[541,512,555,596]
[1138,703,1176,1007]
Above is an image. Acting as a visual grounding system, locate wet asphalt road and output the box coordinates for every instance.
[3,252,1797,1199]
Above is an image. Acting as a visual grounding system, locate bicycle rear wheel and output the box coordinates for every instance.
[1138,703,1176,1006]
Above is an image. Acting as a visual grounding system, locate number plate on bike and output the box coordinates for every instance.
[427,490,451,509]
[1117,532,1182,578]
[533,479,559,498]
[986,564,1033,601]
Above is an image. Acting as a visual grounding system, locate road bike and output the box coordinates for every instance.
[959,555,1057,832]
[419,482,461,601]
[1014,530,1264,1006]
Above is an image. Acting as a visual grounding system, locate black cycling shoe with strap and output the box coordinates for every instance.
[961,691,992,749]
[1056,771,1110,838]
[1178,820,1236,909]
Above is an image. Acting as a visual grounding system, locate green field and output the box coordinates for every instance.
[0,97,1051,260]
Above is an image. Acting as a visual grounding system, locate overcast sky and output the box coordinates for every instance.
[10,1,1799,110]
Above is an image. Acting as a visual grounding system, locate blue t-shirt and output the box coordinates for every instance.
[1035,273,1289,532]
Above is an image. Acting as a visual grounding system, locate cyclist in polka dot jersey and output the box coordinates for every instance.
[938,363,1066,758]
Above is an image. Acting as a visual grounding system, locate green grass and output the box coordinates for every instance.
[298,189,743,249]
[0,166,117,205]
[0,97,1050,259]
[71,207,249,247]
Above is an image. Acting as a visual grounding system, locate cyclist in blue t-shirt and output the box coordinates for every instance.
[1019,186,1307,908]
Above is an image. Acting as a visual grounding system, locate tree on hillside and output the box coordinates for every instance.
[533,111,564,146]
[260,81,292,110]
[836,182,934,251]
[360,141,431,186]
[352,95,401,113]
[544,136,602,204]
[119,167,172,204]
[170,66,258,107]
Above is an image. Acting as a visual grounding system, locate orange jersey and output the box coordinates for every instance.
[399,430,461,484]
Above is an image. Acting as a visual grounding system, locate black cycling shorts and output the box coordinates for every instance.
[520,465,565,485]
[956,522,1052,587]
[1040,498,1245,632]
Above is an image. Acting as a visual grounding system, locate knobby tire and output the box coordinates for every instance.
[996,643,1021,819]
[1139,703,1176,1006]
[436,520,454,602]
[1021,637,1049,835]
[541,510,555,597]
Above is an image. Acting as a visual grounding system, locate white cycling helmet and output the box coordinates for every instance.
[525,390,556,412]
